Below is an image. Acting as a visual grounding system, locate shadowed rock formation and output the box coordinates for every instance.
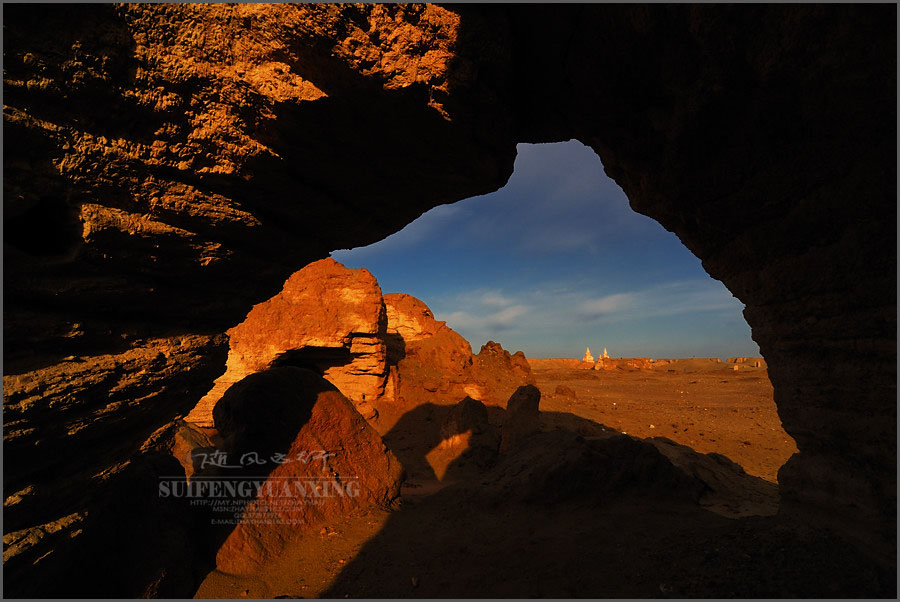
[3,3,895,596]
[440,396,491,442]
[391,334,535,410]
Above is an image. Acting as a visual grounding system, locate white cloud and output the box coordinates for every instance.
[575,293,637,319]
[433,279,742,346]
[488,304,530,326]
[571,280,741,324]
[480,291,514,308]
[434,289,532,337]
[442,304,530,334]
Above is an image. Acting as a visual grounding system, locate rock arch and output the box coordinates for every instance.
[3,3,895,595]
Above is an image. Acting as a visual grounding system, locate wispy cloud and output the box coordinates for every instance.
[575,293,638,320]
[431,288,532,337]
[480,291,514,308]
[431,279,744,350]
[443,304,531,334]
[572,280,741,323]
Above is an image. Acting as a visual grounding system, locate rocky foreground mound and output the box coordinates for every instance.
[164,261,537,580]
[209,367,403,575]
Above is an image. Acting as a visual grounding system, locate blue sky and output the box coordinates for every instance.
[331,141,759,360]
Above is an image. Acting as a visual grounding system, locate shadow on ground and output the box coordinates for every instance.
[314,399,895,598]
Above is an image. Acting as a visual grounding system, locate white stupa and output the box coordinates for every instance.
[582,347,595,363]
[602,347,609,359]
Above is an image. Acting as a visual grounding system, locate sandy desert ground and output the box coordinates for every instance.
[191,358,848,600]
[532,358,797,483]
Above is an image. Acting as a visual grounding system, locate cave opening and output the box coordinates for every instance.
[3,3,893,598]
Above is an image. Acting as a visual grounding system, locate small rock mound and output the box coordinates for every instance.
[438,396,500,471]
[554,385,577,398]
[726,357,767,368]
[500,384,542,453]
[440,396,490,440]
[471,431,707,507]
[647,437,779,518]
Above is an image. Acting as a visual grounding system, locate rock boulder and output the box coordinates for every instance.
[211,367,403,575]
[554,385,577,398]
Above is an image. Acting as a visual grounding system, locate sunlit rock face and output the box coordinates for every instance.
[183,261,535,430]
[185,258,389,426]
[383,294,442,343]
[2,3,895,597]
[386,296,535,408]
[385,293,477,404]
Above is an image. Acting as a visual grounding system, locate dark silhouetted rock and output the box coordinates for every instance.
[500,385,542,453]
[478,431,707,507]
[439,396,501,472]
[441,396,490,440]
